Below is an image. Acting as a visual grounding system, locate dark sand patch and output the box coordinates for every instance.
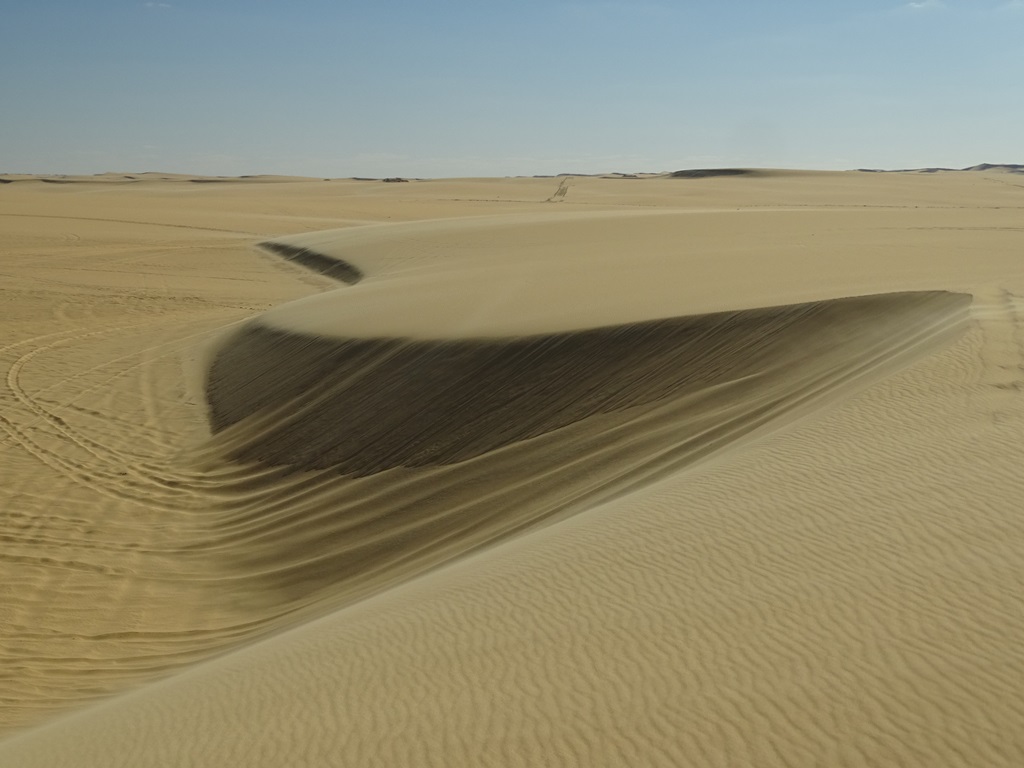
[257,241,364,284]
[670,168,757,179]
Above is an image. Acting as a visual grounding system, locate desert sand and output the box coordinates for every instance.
[1,168,1023,766]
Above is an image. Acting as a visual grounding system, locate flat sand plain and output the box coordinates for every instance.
[1,169,1024,766]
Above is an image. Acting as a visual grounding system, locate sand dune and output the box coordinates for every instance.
[208,293,969,473]
[200,284,968,603]
[2,170,1024,766]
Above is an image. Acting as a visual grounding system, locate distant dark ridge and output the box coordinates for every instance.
[858,164,1023,174]
[670,168,755,179]
[859,167,957,173]
[188,178,233,183]
[257,241,364,285]
[964,163,1024,173]
[0,178,11,184]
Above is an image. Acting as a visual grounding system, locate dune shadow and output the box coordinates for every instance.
[670,168,756,179]
[196,291,971,604]
[257,241,364,284]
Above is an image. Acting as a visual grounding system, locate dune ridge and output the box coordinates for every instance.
[194,289,969,605]
[207,294,970,474]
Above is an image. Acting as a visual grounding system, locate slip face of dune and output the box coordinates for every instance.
[194,289,968,605]
[3,171,1024,767]
[207,293,969,475]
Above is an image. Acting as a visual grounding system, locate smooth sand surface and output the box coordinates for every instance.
[2,170,1024,766]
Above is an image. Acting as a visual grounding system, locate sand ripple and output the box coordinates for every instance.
[5,174,1024,766]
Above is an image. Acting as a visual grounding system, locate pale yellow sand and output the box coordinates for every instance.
[1,171,1024,766]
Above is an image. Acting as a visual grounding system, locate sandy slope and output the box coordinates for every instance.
[2,170,1024,766]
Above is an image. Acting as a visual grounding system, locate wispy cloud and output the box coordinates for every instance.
[905,0,944,9]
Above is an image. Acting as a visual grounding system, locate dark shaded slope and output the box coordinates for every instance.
[670,168,756,179]
[207,292,970,476]
[199,290,970,600]
[258,241,364,284]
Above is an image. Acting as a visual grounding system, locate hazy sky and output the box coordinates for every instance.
[3,0,1022,177]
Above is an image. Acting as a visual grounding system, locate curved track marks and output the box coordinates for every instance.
[0,215,321,731]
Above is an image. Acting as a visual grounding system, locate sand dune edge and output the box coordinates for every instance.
[188,290,972,609]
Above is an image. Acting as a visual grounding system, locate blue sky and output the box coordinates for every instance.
[2,1,1022,176]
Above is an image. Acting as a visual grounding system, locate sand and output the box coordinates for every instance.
[1,169,1024,766]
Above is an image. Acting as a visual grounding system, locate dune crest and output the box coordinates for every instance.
[196,288,968,604]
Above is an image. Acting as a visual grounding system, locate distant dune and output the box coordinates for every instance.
[2,163,1021,186]
[2,170,1024,767]
[962,162,1024,172]
[670,167,758,178]
[858,162,1024,174]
